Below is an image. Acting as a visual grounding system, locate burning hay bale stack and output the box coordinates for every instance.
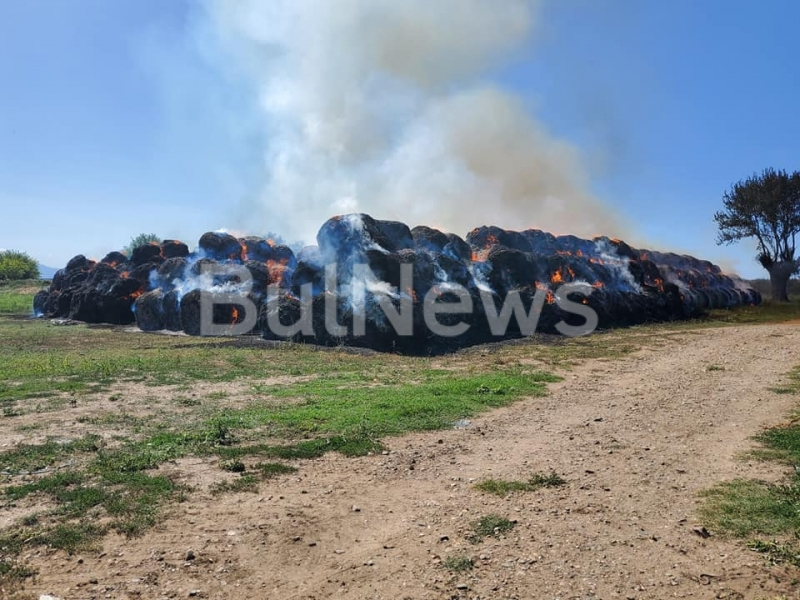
[33,214,760,352]
[32,240,188,325]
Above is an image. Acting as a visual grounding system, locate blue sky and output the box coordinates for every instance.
[1,0,797,278]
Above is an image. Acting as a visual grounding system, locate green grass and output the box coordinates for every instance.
[704,298,800,325]
[0,315,555,412]
[214,436,385,460]
[0,294,34,315]
[10,299,761,582]
[220,458,246,473]
[751,429,800,465]
[0,279,45,315]
[175,395,202,406]
[211,474,261,495]
[700,478,800,538]
[254,462,298,478]
[468,514,516,544]
[475,471,566,496]
[747,540,800,568]
[0,320,392,409]
[0,434,103,474]
[0,431,184,572]
[54,369,555,471]
[0,311,564,578]
[443,554,474,572]
[30,522,105,553]
[700,364,800,568]
[0,284,795,588]
[0,556,37,583]
[4,462,178,541]
[211,463,297,495]
[766,366,800,396]
[210,369,558,439]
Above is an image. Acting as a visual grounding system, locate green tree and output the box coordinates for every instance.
[715,168,800,302]
[0,250,40,280]
[124,233,161,256]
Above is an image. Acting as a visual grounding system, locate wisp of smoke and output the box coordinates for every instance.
[201,0,627,242]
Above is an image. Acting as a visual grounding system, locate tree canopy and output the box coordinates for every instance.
[715,168,800,301]
[0,250,40,281]
[124,233,161,256]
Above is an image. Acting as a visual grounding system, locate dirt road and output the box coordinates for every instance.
[31,323,800,599]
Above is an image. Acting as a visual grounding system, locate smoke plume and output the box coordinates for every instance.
[201,0,626,241]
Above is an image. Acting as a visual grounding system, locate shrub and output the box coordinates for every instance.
[0,250,39,281]
[124,233,161,256]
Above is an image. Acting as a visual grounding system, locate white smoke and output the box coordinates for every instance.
[200,0,627,241]
[594,239,641,292]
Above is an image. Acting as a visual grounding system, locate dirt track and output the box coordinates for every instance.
[30,323,800,599]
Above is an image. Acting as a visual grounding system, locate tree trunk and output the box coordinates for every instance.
[766,261,796,302]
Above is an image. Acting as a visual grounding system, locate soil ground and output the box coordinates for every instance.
[18,323,800,599]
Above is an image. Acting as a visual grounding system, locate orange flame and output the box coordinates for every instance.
[267,259,290,286]
[535,281,555,304]
[472,233,500,262]
[472,249,491,262]
[551,270,564,284]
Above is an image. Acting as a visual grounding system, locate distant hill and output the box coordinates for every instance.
[37,264,58,279]
[0,249,56,281]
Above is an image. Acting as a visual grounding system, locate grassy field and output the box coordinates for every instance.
[1,280,799,588]
[705,298,800,325]
[0,284,570,584]
[0,280,46,315]
[700,366,800,567]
